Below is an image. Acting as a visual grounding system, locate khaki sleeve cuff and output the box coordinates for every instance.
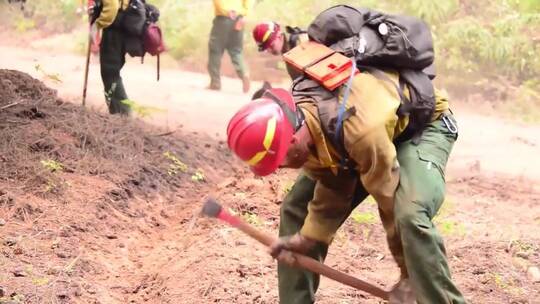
[300,215,338,244]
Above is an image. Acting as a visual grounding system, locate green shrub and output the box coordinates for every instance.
[3,0,539,111]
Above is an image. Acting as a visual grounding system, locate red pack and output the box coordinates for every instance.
[143,23,165,56]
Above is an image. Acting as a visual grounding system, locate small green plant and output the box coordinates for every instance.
[34,64,62,84]
[191,170,205,182]
[433,197,466,237]
[492,273,524,296]
[282,180,295,195]
[120,99,165,118]
[242,211,264,227]
[31,276,49,286]
[363,195,377,206]
[44,180,57,192]
[163,151,188,175]
[40,159,64,172]
[43,179,69,194]
[2,293,25,304]
[15,17,35,32]
[508,239,537,256]
[351,211,377,225]
[435,219,466,237]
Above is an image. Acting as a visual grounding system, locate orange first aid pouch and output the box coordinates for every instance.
[283,41,358,91]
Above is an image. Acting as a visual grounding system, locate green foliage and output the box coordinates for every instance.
[398,0,459,24]
[152,0,213,59]
[15,17,36,32]
[40,159,64,172]
[434,197,466,237]
[191,170,206,182]
[242,211,264,226]
[4,0,540,109]
[163,151,188,176]
[281,180,295,195]
[351,211,377,225]
[502,82,540,122]
[120,99,165,118]
[508,239,538,256]
[0,293,25,304]
[25,0,82,32]
[435,219,466,237]
[437,13,540,82]
[492,272,524,295]
[31,277,49,286]
[34,64,63,84]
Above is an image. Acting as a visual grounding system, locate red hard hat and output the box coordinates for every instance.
[227,88,297,176]
[252,21,281,51]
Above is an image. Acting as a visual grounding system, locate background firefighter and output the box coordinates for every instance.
[207,0,252,93]
[252,21,308,81]
[92,0,131,115]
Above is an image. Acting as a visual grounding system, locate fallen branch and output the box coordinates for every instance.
[0,102,21,111]
[151,130,176,137]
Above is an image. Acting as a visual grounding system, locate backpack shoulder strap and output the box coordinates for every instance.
[291,71,357,171]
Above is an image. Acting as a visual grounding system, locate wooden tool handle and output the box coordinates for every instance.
[202,198,389,300]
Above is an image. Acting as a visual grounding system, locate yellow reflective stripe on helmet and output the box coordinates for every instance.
[247,117,277,166]
[263,117,276,149]
[261,29,272,43]
[247,150,267,166]
[261,22,275,43]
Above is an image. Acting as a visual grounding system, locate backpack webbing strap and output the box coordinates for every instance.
[263,90,305,132]
[362,66,428,145]
[335,59,357,170]
[358,66,412,116]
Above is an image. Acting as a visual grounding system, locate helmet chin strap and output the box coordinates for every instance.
[262,90,305,132]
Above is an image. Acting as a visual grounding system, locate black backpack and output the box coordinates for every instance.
[307,5,437,145]
[285,26,307,50]
[92,0,164,80]
[90,0,160,48]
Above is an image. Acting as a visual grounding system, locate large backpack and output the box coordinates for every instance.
[303,5,437,149]
[91,0,166,80]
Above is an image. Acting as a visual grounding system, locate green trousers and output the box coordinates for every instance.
[100,27,131,115]
[207,16,247,89]
[278,114,466,304]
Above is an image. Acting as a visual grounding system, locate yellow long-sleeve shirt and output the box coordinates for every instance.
[292,71,449,244]
[95,0,129,29]
[213,0,253,17]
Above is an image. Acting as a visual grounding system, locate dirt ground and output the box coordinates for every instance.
[1,29,540,304]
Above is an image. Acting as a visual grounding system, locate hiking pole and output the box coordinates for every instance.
[201,198,390,300]
[82,23,92,107]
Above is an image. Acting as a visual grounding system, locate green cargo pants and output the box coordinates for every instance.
[278,113,466,304]
[207,16,247,89]
[100,26,131,115]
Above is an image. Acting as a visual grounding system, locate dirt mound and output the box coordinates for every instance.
[0,69,249,303]
[0,69,57,106]
[0,69,236,196]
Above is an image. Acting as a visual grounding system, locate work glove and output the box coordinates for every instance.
[269,233,318,264]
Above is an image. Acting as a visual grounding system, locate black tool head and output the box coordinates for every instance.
[201,197,222,218]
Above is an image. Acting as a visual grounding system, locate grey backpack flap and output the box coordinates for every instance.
[121,0,147,36]
[307,5,437,143]
[308,5,435,71]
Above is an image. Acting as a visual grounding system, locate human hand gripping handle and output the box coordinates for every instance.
[201,197,390,300]
[269,233,318,263]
